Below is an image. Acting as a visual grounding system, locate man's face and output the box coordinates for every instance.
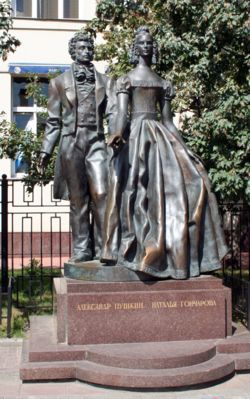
[75,40,94,64]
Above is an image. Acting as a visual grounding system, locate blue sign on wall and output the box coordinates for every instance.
[8,63,70,74]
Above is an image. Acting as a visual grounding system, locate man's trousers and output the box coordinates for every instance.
[60,127,107,259]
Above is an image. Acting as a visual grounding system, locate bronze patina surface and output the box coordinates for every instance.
[101,26,228,279]
[39,32,115,263]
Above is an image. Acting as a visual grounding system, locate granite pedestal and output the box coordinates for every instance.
[55,273,232,345]
[20,263,250,388]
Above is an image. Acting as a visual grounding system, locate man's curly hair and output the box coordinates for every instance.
[68,31,94,61]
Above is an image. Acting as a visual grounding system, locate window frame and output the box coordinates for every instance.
[11,0,90,20]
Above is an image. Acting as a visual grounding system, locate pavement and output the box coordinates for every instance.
[1,339,250,399]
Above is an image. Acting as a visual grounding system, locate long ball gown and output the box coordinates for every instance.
[102,73,228,279]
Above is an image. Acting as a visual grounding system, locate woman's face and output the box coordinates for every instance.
[135,33,153,59]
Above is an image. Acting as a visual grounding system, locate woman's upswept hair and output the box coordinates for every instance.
[129,26,158,65]
[68,31,94,61]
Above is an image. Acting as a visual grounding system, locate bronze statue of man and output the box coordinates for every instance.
[39,32,110,262]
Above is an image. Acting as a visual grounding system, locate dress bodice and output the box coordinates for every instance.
[131,85,162,116]
[116,75,175,120]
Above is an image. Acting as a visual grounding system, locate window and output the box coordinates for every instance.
[13,113,33,173]
[12,77,49,174]
[13,0,32,18]
[37,0,58,19]
[12,0,96,20]
[63,0,78,19]
[13,78,34,107]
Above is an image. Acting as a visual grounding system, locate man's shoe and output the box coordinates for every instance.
[100,257,117,266]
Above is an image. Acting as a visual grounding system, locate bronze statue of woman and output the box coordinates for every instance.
[101,26,228,279]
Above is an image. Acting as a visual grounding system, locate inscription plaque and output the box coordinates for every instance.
[52,278,232,345]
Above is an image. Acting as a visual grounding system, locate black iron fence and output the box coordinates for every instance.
[220,202,250,328]
[0,175,250,326]
[0,175,71,314]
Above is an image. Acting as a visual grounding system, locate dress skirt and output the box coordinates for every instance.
[102,114,228,279]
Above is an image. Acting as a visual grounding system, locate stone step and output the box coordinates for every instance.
[217,337,250,354]
[28,316,216,368]
[28,340,216,368]
[21,352,235,388]
[84,341,216,369]
[233,352,250,371]
[20,315,250,388]
[77,354,235,388]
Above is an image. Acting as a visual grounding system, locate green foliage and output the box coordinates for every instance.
[88,0,250,202]
[0,110,54,189]
[12,311,27,337]
[22,258,42,277]
[0,74,58,188]
[0,308,28,338]
[0,0,21,60]
[0,264,61,337]
[14,263,61,310]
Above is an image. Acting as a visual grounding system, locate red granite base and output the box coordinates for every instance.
[54,276,232,345]
[19,276,250,388]
[20,315,250,388]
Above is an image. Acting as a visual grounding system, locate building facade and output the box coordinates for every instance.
[0,0,99,177]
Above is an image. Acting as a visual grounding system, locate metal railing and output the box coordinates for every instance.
[0,175,71,311]
[220,202,250,328]
[0,175,71,284]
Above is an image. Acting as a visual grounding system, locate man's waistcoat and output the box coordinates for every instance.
[41,64,107,155]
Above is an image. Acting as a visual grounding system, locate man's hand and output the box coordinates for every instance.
[107,134,125,152]
[37,152,50,174]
